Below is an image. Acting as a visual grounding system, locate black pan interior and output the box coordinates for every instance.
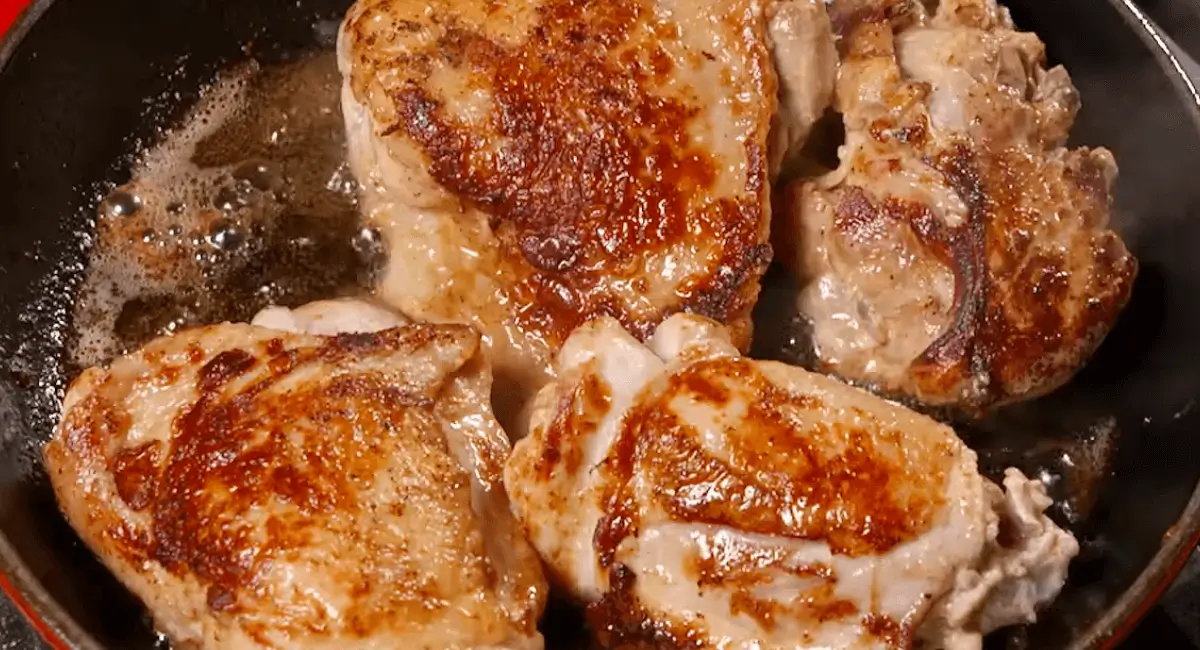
[1136,0,1200,63]
[1,0,1200,648]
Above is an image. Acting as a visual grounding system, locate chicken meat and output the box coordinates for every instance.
[44,318,547,649]
[336,0,838,429]
[775,0,1136,409]
[250,297,410,335]
[504,313,1079,650]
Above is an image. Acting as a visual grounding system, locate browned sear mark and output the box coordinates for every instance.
[599,357,948,560]
[346,0,772,347]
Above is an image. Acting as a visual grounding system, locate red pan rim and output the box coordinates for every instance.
[1098,519,1200,648]
[0,0,1196,647]
[0,570,69,650]
[0,0,26,37]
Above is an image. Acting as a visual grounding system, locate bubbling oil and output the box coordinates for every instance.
[70,51,383,371]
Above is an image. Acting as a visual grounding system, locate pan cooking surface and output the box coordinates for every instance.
[69,50,377,373]
[1,0,1200,648]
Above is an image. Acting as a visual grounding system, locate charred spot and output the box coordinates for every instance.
[270,463,338,514]
[593,508,637,573]
[111,441,163,512]
[678,242,772,334]
[198,349,258,392]
[61,393,131,459]
[679,368,734,406]
[327,328,389,352]
[587,563,709,649]
[104,520,154,565]
[832,189,959,279]
[436,27,471,67]
[934,145,989,217]
[186,344,205,364]
[147,336,399,609]
[683,533,851,629]
[834,187,889,244]
[907,146,992,401]
[265,338,285,355]
[745,142,766,194]
[649,46,674,78]
[321,327,433,360]
[592,385,646,572]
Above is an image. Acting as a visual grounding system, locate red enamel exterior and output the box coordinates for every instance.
[0,0,1192,648]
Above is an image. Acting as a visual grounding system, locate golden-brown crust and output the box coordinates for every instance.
[810,141,1137,407]
[681,534,858,635]
[585,356,951,642]
[111,441,163,512]
[537,363,611,482]
[597,357,950,562]
[45,323,547,647]
[913,145,1136,404]
[59,328,465,599]
[787,2,1137,408]
[343,0,774,349]
[587,563,711,650]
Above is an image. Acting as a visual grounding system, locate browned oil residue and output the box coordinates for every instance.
[71,51,383,371]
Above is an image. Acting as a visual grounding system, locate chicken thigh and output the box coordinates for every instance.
[44,320,547,649]
[776,0,1136,409]
[504,314,1078,649]
[337,0,837,428]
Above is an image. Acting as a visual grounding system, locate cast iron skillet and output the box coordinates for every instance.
[0,0,1199,648]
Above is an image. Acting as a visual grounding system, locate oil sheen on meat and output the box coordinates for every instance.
[44,314,547,650]
[505,314,1079,650]
[775,0,1136,409]
[336,0,838,430]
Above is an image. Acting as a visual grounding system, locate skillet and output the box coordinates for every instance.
[1,0,1200,647]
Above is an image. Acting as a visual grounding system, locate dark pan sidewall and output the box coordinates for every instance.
[0,0,1197,648]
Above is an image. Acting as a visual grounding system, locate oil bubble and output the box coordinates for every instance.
[213,184,252,213]
[233,160,283,193]
[208,220,246,251]
[325,161,359,197]
[100,190,143,218]
[351,226,383,258]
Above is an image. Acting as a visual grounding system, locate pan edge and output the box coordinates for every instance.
[0,0,1197,648]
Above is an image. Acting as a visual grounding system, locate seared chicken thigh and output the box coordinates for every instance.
[337,0,837,427]
[776,0,1136,408]
[45,321,547,649]
[505,314,1078,649]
